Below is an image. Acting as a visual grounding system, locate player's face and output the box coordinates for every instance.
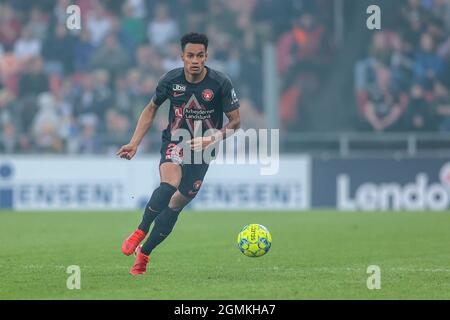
[181,43,208,75]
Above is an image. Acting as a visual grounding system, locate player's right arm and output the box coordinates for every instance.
[116,100,158,160]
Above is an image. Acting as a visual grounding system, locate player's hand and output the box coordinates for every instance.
[188,137,213,151]
[117,143,137,160]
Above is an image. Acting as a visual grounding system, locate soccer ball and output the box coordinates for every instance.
[237,224,272,257]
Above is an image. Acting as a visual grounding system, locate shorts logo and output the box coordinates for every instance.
[189,180,203,196]
[173,84,186,92]
[193,180,202,191]
[202,89,214,102]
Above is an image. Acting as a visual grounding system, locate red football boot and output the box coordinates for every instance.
[130,245,149,275]
[121,229,146,256]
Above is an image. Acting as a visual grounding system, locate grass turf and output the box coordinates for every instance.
[0,210,450,299]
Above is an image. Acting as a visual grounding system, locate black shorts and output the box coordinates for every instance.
[159,139,209,198]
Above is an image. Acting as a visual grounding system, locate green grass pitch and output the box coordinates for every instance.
[1,210,450,299]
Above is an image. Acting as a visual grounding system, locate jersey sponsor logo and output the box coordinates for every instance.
[183,108,215,120]
[172,84,186,92]
[202,89,214,102]
[171,95,215,135]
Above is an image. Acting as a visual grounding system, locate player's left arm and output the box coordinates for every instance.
[214,109,241,141]
[189,109,240,151]
[190,76,240,151]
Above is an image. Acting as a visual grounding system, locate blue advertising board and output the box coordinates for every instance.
[312,158,450,211]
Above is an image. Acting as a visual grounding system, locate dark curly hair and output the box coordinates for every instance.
[180,32,208,52]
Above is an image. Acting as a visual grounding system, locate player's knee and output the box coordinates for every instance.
[168,192,192,211]
[148,182,177,212]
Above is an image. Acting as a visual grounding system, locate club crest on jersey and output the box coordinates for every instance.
[202,89,214,102]
[172,84,186,92]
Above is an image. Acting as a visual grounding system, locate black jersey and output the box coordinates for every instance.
[152,66,240,142]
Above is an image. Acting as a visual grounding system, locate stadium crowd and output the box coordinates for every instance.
[0,0,334,154]
[356,0,450,132]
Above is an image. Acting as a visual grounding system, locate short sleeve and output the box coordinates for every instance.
[151,73,170,107]
[221,77,240,113]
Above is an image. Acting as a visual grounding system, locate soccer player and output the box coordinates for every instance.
[117,32,240,275]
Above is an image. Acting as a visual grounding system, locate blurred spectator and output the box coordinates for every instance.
[433,81,450,131]
[19,56,49,97]
[238,97,265,130]
[109,15,135,56]
[31,92,64,153]
[28,7,49,43]
[277,12,327,75]
[73,73,98,123]
[0,122,20,153]
[77,114,102,154]
[162,42,183,72]
[135,44,162,75]
[201,46,225,72]
[42,24,75,75]
[14,26,42,61]
[52,0,72,27]
[206,0,239,36]
[86,2,113,47]
[0,89,18,128]
[414,33,445,88]
[73,70,112,126]
[358,65,407,132]
[73,29,95,72]
[121,1,146,47]
[0,3,22,49]
[114,77,133,120]
[90,33,129,78]
[279,74,302,129]
[0,46,22,93]
[104,108,131,152]
[431,0,450,31]
[147,4,179,50]
[17,96,39,141]
[125,0,147,19]
[238,32,262,109]
[390,35,415,92]
[53,90,76,150]
[126,68,142,99]
[400,0,430,49]
[403,83,434,131]
[138,74,157,102]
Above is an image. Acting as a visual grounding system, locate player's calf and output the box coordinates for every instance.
[138,182,178,233]
[123,182,178,256]
[139,191,192,256]
[140,206,181,256]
